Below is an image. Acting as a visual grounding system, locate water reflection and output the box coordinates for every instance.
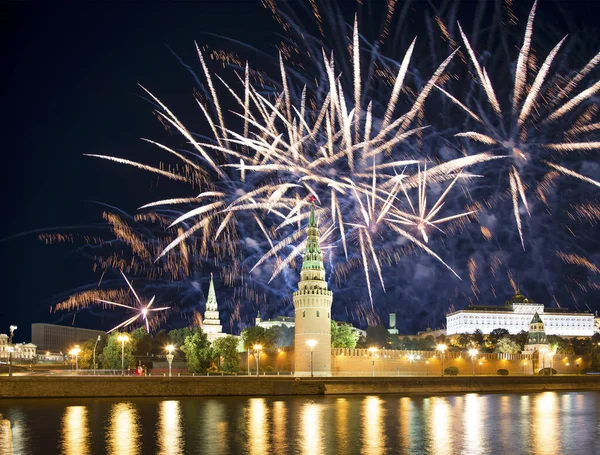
[0,415,13,455]
[247,398,269,455]
[532,392,559,455]
[300,401,323,455]
[361,396,386,455]
[272,401,288,454]
[430,397,452,455]
[464,394,482,454]
[107,402,141,455]
[201,400,228,453]
[157,401,183,455]
[60,406,90,455]
[335,398,349,454]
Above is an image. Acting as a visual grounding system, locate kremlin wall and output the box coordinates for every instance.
[240,348,591,376]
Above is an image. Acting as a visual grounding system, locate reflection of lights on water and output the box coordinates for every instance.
[464,394,483,455]
[335,398,349,453]
[361,396,386,455]
[202,400,228,452]
[430,398,452,455]
[157,401,183,455]
[533,392,559,455]
[61,406,90,455]
[107,402,141,455]
[248,398,269,455]
[0,416,14,455]
[272,401,288,454]
[300,402,323,455]
[398,397,413,453]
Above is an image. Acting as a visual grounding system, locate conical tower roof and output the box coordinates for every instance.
[206,272,218,312]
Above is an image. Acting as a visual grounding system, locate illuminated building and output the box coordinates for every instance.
[446,290,595,337]
[293,200,332,376]
[31,323,104,352]
[0,335,37,360]
[203,273,227,342]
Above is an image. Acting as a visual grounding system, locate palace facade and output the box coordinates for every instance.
[446,291,595,337]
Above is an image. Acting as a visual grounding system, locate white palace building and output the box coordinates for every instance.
[446,290,595,337]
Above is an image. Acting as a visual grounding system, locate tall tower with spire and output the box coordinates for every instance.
[203,273,226,342]
[293,199,333,376]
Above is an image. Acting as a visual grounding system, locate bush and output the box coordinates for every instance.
[497,369,509,376]
[266,366,274,373]
[538,368,557,375]
[444,366,459,376]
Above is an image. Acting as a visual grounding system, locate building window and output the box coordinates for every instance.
[317,310,320,317]
[303,311,306,318]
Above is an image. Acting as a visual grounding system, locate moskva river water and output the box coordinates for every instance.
[1,391,599,454]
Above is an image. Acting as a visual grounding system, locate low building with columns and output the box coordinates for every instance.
[446,290,595,337]
[0,334,37,360]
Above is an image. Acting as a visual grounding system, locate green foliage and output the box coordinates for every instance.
[99,332,136,370]
[241,326,271,350]
[131,328,153,356]
[181,330,212,373]
[444,366,459,376]
[365,325,401,349]
[497,369,509,376]
[152,330,171,355]
[473,329,485,346]
[487,328,510,347]
[546,336,575,355]
[331,322,359,349]
[169,327,195,347]
[76,337,106,369]
[514,330,529,350]
[212,336,241,373]
[494,337,521,354]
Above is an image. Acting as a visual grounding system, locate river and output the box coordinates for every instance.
[0,391,599,454]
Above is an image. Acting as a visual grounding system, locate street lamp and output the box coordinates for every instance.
[437,344,447,376]
[8,325,17,377]
[93,335,101,376]
[69,346,81,373]
[117,334,129,376]
[468,348,478,376]
[253,344,262,377]
[165,345,175,377]
[307,340,317,377]
[368,347,378,377]
[425,360,429,376]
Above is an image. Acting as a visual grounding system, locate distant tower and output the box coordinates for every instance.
[523,312,549,372]
[203,273,226,342]
[388,312,398,335]
[293,199,333,376]
[255,311,261,326]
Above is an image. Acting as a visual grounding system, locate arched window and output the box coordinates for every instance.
[303,311,306,318]
[317,310,320,317]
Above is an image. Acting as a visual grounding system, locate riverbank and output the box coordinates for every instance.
[1,375,599,398]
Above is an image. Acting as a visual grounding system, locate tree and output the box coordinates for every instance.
[331,322,359,349]
[456,333,472,348]
[131,327,153,356]
[514,330,529,350]
[494,337,521,354]
[487,328,510,349]
[169,327,194,347]
[473,329,485,347]
[212,336,241,373]
[181,330,212,373]
[365,326,394,349]
[546,335,574,354]
[99,332,136,370]
[241,326,271,350]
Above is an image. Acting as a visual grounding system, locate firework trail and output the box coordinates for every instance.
[49,0,600,331]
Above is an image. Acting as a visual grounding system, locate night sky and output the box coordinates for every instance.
[2,1,599,342]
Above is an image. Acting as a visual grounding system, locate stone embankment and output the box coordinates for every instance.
[1,375,599,399]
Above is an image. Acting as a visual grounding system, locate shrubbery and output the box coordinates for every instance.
[444,366,459,376]
[497,369,509,376]
[538,368,557,375]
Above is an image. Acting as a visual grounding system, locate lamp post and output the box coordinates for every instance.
[165,344,175,377]
[368,347,378,377]
[247,348,251,375]
[307,340,317,377]
[437,344,447,376]
[468,348,478,376]
[253,344,262,376]
[70,346,81,373]
[93,335,101,376]
[8,325,17,377]
[117,334,129,376]
[426,360,429,376]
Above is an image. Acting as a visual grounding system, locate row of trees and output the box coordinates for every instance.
[72,327,241,374]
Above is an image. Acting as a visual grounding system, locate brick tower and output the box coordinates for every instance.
[293,200,333,376]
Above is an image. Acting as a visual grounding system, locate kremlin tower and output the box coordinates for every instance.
[203,273,226,342]
[293,199,333,376]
